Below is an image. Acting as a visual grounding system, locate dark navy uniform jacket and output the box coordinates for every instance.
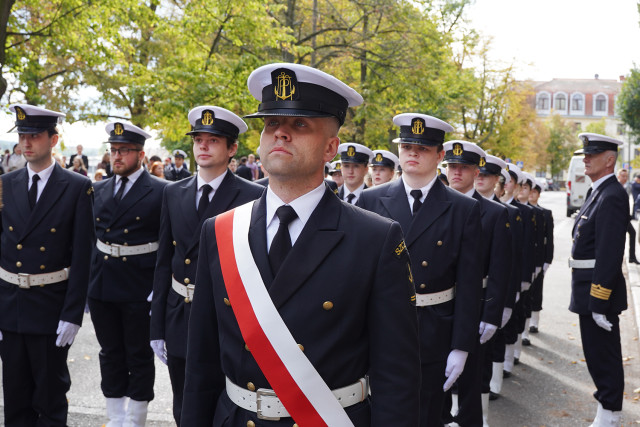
[88,170,167,302]
[494,195,522,309]
[472,191,511,327]
[358,178,482,363]
[166,166,192,182]
[150,171,264,358]
[570,176,628,315]
[540,204,554,264]
[529,203,545,271]
[0,164,95,334]
[183,187,420,426]
[510,199,535,285]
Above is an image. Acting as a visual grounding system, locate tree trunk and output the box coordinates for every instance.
[0,0,16,99]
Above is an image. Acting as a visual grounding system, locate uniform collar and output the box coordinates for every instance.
[27,158,55,182]
[197,169,227,191]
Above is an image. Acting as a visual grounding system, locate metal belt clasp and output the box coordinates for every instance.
[17,273,31,289]
[256,388,280,420]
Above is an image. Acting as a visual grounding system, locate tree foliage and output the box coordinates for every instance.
[618,67,640,142]
[545,114,579,177]
[1,0,552,170]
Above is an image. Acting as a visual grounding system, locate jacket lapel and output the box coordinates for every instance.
[405,178,451,247]
[472,191,487,217]
[247,193,274,289]
[179,176,199,249]
[11,168,31,223]
[268,188,344,309]
[20,164,69,240]
[380,179,412,234]
[110,170,153,224]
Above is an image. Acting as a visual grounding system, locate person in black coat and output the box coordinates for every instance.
[165,150,192,181]
[68,144,89,170]
[235,156,253,181]
[442,142,511,427]
[475,157,522,405]
[88,121,168,426]
[0,104,95,426]
[570,134,628,425]
[358,114,483,427]
[150,106,264,426]
[183,63,420,427]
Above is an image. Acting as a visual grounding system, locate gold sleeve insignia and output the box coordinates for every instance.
[590,284,612,301]
[395,240,407,258]
[516,215,521,222]
[506,222,510,228]
[87,186,94,195]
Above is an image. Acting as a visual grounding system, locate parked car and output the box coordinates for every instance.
[566,155,591,217]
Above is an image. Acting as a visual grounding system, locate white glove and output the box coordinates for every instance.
[479,322,498,344]
[443,349,468,391]
[0,330,3,341]
[592,313,612,332]
[543,263,550,273]
[535,266,541,276]
[84,302,90,314]
[150,339,168,364]
[521,281,531,292]
[56,321,80,347]
[515,292,520,303]
[501,307,512,328]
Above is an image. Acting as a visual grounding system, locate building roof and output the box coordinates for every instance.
[532,78,621,94]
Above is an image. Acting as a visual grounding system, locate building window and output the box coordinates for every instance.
[554,93,567,112]
[593,93,608,115]
[571,94,584,111]
[536,92,550,111]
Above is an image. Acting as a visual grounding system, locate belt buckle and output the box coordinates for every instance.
[185,284,195,302]
[17,273,31,289]
[256,388,280,420]
[110,244,122,257]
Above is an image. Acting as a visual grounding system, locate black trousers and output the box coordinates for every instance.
[168,354,186,426]
[88,298,155,401]
[579,314,624,411]
[530,272,545,312]
[491,327,506,363]
[628,221,637,260]
[0,331,71,427]
[420,360,447,427]
[450,338,484,426]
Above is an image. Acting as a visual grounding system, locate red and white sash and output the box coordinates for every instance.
[215,201,354,427]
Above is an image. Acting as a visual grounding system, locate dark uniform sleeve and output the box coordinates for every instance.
[452,201,483,353]
[589,192,628,314]
[483,208,512,326]
[182,219,224,426]
[545,210,554,264]
[60,179,95,326]
[150,187,173,341]
[368,221,420,426]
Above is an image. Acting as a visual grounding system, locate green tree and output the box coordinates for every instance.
[545,114,579,177]
[617,67,640,143]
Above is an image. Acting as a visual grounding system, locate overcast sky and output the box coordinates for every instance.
[466,0,640,81]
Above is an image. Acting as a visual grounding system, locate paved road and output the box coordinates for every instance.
[1,190,639,426]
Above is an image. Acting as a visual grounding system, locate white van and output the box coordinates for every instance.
[566,155,591,217]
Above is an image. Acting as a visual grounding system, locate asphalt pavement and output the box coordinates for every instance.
[1,190,640,426]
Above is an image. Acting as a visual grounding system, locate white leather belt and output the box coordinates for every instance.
[568,258,595,269]
[483,277,488,289]
[172,276,195,302]
[97,239,159,257]
[416,287,455,306]
[0,266,69,289]
[225,376,368,420]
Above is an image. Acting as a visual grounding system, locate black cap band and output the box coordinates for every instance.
[340,151,370,164]
[187,114,239,140]
[444,144,481,166]
[109,130,146,145]
[580,139,619,154]
[398,126,445,145]
[371,156,395,169]
[479,163,502,175]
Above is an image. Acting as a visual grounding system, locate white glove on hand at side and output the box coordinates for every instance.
[56,321,80,347]
[479,322,498,344]
[501,307,512,328]
[521,281,531,292]
[150,339,168,364]
[443,349,468,391]
[592,313,612,332]
[543,263,550,273]
[147,291,153,316]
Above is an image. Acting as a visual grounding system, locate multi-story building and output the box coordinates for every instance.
[532,75,633,166]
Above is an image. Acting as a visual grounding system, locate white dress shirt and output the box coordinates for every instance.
[266,182,325,252]
[342,183,365,204]
[113,166,145,198]
[195,170,227,209]
[402,174,438,208]
[27,159,56,203]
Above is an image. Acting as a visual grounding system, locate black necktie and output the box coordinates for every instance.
[198,184,212,219]
[586,187,593,200]
[114,176,129,202]
[28,174,40,209]
[269,206,298,276]
[346,193,356,204]
[411,189,423,215]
